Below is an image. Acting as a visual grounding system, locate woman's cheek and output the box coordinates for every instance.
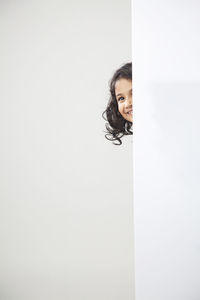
[118,103,122,113]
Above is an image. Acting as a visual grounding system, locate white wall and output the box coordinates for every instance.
[0,1,133,299]
[134,0,200,299]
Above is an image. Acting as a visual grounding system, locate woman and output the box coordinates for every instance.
[102,62,132,145]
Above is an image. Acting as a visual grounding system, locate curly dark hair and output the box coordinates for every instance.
[102,62,132,145]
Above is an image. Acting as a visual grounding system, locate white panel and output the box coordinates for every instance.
[134,1,200,299]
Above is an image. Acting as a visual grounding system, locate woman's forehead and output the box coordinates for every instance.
[115,78,132,93]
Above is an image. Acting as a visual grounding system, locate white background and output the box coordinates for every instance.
[0,1,133,299]
[133,0,200,299]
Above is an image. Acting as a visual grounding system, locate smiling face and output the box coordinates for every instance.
[115,78,132,122]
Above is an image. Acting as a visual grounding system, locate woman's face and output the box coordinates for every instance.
[115,78,132,122]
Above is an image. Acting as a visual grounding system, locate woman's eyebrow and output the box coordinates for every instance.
[116,89,132,96]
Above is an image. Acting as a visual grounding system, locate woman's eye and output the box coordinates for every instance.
[118,97,124,102]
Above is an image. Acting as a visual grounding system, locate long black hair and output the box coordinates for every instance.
[102,62,132,145]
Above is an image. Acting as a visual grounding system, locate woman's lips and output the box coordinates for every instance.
[126,110,133,115]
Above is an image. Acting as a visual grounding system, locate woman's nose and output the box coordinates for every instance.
[125,96,132,106]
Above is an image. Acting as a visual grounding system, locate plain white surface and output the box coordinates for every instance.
[133,1,200,299]
[0,1,133,299]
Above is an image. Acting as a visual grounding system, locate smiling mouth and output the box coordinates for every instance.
[126,110,133,115]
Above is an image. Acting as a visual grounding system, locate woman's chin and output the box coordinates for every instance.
[125,115,133,122]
